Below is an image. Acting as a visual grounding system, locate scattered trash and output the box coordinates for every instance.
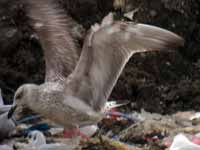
[80,125,99,137]
[106,111,144,122]
[124,8,140,20]
[192,136,200,145]
[0,88,12,114]
[2,107,200,150]
[14,130,76,150]
[28,131,46,147]
[170,134,200,150]
[81,136,133,150]
[103,100,130,112]
[21,123,50,136]
[48,127,64,136]
[190,112,200,121]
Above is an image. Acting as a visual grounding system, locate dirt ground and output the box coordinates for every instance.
[0,0,200,114]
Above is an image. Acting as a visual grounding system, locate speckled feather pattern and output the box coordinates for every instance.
[26,0,79,82]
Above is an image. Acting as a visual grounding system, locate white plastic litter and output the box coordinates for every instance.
[190,112,200,120]
[80,125,98,137]
[170,134,200,150]
[124,8,140,20]
[15,131,76,150]
[103,100,129,112]
[0,89,12,114]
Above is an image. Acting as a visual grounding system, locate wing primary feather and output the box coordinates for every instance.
[25,0,79,82]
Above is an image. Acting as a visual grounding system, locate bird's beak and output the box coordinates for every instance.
[7,105,17,119]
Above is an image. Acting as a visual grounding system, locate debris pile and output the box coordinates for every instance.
[1,88,200,150]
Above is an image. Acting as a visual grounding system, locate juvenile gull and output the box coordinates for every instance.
[13,0,184,140]
[25,0,79,82]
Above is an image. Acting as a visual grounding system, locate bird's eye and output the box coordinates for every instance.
[15,91,23,100]
[33,135,37,141]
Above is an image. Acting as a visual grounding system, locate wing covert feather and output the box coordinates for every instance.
[65,13,184,111]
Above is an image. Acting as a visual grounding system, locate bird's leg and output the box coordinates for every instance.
[63,128,77,138]
[63,127,81,147]
[63,127,89,140]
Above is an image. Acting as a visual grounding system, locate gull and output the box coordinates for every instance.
[13,0,184,141]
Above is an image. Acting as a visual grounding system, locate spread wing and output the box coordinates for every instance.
[65,13,184,111]
[26,0,79,82]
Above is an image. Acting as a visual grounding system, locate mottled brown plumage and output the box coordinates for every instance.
[26,0,80,82]
[14,1,184,133]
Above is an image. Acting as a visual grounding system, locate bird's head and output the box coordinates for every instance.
[13,84,39,114]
